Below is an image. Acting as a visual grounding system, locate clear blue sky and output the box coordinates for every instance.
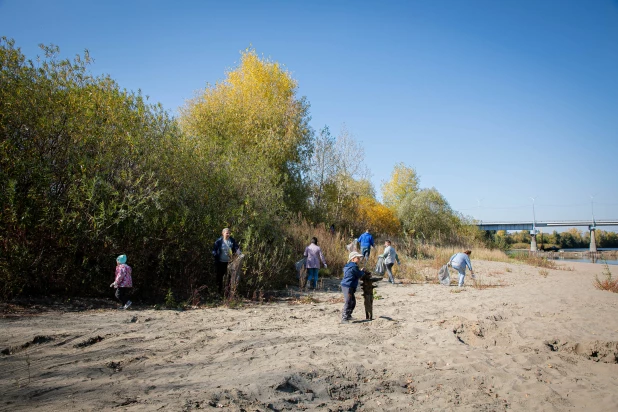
[2,0,617,227]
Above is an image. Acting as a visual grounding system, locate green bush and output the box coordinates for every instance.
[0,39,314,302]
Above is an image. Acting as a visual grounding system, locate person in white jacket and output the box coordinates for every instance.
[448,250,474,287]
[380,240,400,284]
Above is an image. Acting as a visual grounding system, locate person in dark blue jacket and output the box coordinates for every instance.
[212,228,241,295]
[356,229,375,262]
[340,251,367,323]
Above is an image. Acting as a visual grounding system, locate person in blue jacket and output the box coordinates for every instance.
[356,229,375,262]
[340,251,367,323]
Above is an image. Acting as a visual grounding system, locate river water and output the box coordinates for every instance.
[553,248,618,265]
[507,248,618,265]
[549,257,618,265]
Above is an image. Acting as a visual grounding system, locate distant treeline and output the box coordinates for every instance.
[487,229,618,250]
[0,38,486,301]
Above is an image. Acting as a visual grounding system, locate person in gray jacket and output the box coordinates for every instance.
[380,240,401,283]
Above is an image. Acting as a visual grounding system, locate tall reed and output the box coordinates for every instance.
[284,218,350,277]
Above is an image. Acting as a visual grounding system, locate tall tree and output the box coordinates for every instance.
[382,163,419,209]
[306,126,338,217]
[179,48,313,212]
[397,188,459,242]
[332,125,370,223]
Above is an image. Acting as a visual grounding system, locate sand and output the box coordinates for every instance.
[1,260,617,411]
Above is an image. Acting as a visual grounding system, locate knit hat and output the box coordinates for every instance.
[116,255,127,264]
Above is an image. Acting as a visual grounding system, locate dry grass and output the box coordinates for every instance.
[360,245,514,287]
[285,219,349,275]
[511,254,559,269]
[471,248,512,262]
[594,262,618,293]
[326,296,344,304]
[421,246,509,270]
[539,268,549,278]
[397,261,426,283]
[288,295,321,305]
[471,274,508,290]
[391,245,510,286]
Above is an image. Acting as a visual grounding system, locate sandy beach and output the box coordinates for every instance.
[1,260,617,411]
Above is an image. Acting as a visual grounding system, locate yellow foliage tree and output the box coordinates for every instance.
[356,196,400,236]
[381,163,419,209]
[179,48,313,213]
[179,48,312,177]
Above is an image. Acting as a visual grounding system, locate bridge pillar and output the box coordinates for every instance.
[530,234,537,252]
[589,226,597,253]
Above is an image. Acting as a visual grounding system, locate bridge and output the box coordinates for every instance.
[475,220,618,252]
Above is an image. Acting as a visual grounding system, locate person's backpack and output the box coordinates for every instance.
[438,264,450,286]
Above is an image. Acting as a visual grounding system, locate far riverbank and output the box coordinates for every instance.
[508,249,618,265]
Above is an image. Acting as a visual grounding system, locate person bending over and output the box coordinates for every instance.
[448,250,474,287]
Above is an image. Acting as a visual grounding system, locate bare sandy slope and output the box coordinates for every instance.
[1,260,617,411]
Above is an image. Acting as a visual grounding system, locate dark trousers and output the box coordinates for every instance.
[215,261,229,295]
[386,263,395,283]
[341,286,356,320]
[115,287,130,305]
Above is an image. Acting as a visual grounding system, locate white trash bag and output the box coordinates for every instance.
[374,256,386,276]
[295,257,307,280]
[438,264,450,286]
[346,241,358,252]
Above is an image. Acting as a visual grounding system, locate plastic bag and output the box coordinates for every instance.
[346,241,358,252]
[295,257,307,280]
[224,253,245,298]
[374,256,386,276]
[228,253,245,287]
[438,264,450,286]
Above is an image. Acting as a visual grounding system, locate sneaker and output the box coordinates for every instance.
[340,319,350,324]
[123,300,132,310]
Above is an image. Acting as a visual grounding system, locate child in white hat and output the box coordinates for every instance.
[340,251,366,323]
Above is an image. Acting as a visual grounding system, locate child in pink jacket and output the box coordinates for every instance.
[110,254,133,309]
